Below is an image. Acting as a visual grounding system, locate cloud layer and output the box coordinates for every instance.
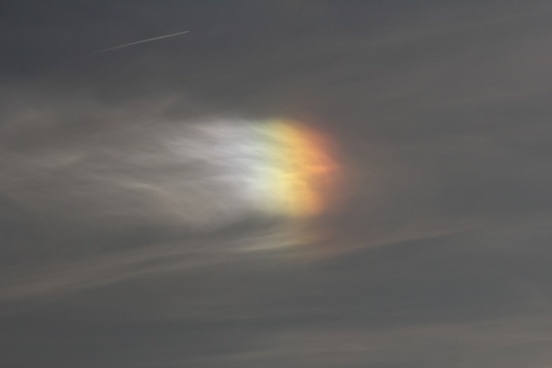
[2,1,552,367]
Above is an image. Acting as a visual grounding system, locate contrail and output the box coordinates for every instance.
[95,31,189,53]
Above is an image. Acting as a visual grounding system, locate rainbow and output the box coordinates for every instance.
[246,119,340,219]
[169,118,341,240]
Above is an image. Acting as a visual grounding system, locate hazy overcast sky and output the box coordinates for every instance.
[2,1,552,367]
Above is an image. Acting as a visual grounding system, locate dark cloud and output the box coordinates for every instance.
[2,1,552,367]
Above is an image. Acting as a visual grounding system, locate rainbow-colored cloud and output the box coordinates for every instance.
[253,120,340,218]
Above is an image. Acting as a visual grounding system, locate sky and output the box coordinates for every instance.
[2,1,552,367]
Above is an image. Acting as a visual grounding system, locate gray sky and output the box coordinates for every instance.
[2,1,552,367]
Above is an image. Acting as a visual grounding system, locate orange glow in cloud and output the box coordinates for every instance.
[259,120,341,218]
